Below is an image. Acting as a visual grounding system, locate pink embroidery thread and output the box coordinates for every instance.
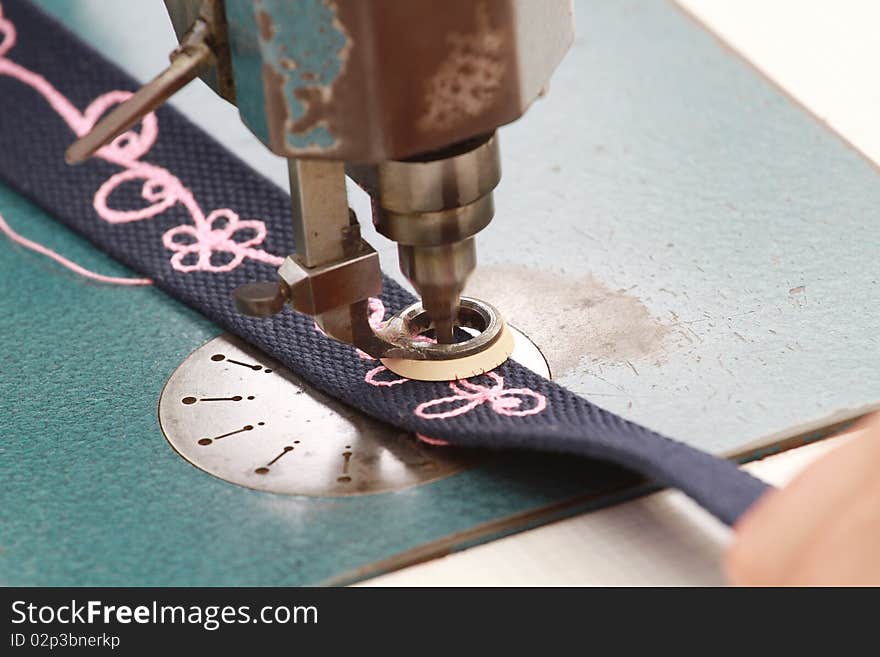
[0,6,549,435]
[414,372,547,420]
[0,5,282,274]
[363,364,408,387]
[356,297,388,361]
[357,297,430,385]
[414,434,452,447]
[0,212,153,285]
[327,297,547,438]
[360,297,448,383]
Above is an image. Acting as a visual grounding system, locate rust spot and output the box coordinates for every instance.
[256,10,274,41]
[290,86,334,137]
[261,63,289,153]
[261,64,339,155]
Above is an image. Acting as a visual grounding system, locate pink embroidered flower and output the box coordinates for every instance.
[162,209,273,273]
[415,372,547,420]
[0,7,282,275]
[0,2,549,449]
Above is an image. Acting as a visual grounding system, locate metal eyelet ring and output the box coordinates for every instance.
[379,297,514,381]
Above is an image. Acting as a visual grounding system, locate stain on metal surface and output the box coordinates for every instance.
[465,264,670,376]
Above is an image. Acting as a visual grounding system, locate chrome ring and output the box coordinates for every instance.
[378,297,505,361]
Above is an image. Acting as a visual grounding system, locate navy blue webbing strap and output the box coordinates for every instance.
[0,0,769,525]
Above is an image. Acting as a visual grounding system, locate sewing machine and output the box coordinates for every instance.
[68,0,575,379]
[3,0,879,586]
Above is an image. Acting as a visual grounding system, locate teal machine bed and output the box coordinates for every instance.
[1,0,877,585]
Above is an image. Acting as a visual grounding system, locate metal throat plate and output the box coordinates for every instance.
[158,327,549,496]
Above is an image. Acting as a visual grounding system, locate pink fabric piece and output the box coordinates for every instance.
[0,212,153,285]
[0,6,282,275]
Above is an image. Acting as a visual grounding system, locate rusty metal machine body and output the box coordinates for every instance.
[67,0,574,378]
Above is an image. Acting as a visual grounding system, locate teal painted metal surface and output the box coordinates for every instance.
[254,0,343,151]
[226,0,346,152]
[224,0,270,145]
[8,0,879,584]
[0,187,624,586]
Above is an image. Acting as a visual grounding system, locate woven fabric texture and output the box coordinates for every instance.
[0,0,769,525]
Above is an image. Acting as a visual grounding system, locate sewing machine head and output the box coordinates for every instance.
[66,0,574,380]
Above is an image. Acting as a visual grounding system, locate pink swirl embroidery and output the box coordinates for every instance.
[414,372,547,420]
[364,363,408,387]
[0,4,282,274]
[1,5,548,441]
